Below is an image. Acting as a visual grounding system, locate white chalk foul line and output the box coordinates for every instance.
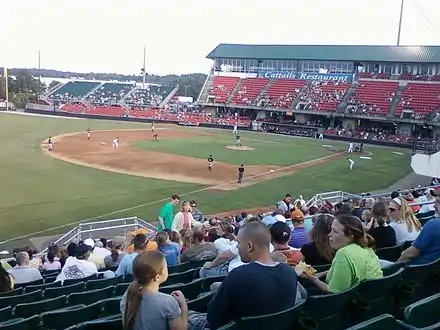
[0,152,345,245]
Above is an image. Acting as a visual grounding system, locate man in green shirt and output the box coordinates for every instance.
[157,194,180,231]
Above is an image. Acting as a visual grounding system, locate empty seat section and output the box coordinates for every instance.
[349,80,398,116]
[85,83,134,104]
[209,76,239,103]
[231,78,269,106]
[83,106,126,116]
[49,81,101,101]
[264,79,306,108]
[60,104,86,113]
[395,83,440,118]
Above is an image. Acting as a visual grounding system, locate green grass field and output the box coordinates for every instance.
[0,113,412,242]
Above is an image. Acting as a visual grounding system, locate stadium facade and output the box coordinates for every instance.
[197,44,440,138]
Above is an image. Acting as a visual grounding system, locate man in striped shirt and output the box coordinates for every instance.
[288,209,309,249]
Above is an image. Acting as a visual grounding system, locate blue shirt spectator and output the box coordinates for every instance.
[409,219,440,265]
[159,244,180,267]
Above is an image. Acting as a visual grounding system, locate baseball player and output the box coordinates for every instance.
[151,122,155,132]
[233,124,238,134]
[153,133,159,142]
[348,141,354,153]
[235,134,242,147]
[208,155,214,170]
[48,137,53,152]
[237,164,245,183]
[347,157,355,170]
[112,137,119,148]
[87,128,91,140]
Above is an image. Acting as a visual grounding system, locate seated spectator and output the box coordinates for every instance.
[206,222,299,329]
[42,250,61,271]
[288,209,308,249]
[156,232,180,266]
[164,230,182,250]
[120,251,188,330]
[270,221,304,266]
[303,215,382,293]
[104,236,126,269]
[389,197,421,244]
[190,200,203,222]
[368,201,396,249]
[180,229,192,255]
[84,238,105,269]
[8,252,43,285]
[56,243,98,282]
[27,249,42,269]
[301,214,334,266]
[418,189,436,214]
[125,229,158,254]
[351,198,365,218]
[116,233,151,277]
[214,221,236,253]
[182,228,217,262]
[0,264,13,293]
[172,201,202,232]
[397,191,440,265]
[92,240,111,259]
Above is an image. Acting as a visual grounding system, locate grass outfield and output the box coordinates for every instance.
[0,113,412,241]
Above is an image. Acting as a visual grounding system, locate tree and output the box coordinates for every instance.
[48,80,61,90]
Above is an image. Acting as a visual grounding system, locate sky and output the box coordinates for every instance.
[1,0,440,76]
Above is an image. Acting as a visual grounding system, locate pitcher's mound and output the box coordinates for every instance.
[225,145,255,151]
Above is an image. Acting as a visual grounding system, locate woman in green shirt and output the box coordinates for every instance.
[303,214,382,293]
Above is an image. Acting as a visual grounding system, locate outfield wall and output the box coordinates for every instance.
[24,107,412,149]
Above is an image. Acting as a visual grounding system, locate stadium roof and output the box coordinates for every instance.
[207,44,440,63]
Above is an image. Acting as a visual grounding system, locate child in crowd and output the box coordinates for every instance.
[155,232,180,267]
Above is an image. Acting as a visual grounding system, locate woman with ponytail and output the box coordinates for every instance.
[302,214,382,293]
[121,250,188,330]
[389,197,421,244]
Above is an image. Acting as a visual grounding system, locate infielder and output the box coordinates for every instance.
[208,155,214,170]
[237,164,245,183]
[233,124,238,134]
[347,158,355,170]
[112,137,119,148]
[348,141,354,153]
[235,134,242,147]
[48,137,53,152]
[153,133,159,142]
[87,128,91,140]
[151,122,155,132]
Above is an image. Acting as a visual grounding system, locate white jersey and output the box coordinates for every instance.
[348,159,355,165]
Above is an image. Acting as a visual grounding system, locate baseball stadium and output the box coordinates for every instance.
[2,41,440,328]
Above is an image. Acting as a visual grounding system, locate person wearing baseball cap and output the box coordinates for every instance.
[288,209,308,249]
[56,243,98,283]
[83,238,105,270]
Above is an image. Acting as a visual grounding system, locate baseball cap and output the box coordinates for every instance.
[291,209,305,221]
[430,189,440,197]
[112,236,125,247]
[84,238,95,248]
[75,243,91,257]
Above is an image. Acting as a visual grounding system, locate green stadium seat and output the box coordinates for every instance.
[122,274,133,283]
[350,268,404,323]
[217,322,236,330]
[102,296,123,316]
[376,242,405,262]
[15,279,43,288]
[41,269,61,278]
[49,81,101,100]
[0,288,23,298]
[345,314,410,330]
[298,284,359,330]
[313,264,332,273]
[64,274,97,286]
[44,282,84,299]
[416,211,435,226]
[404,293,440,328]
[382,263,405,277]
[235,299,306,330]
[44,276,57,283]
[68,286,114,306]
[187,258,216,270]
[0,307,12,323]
[0,315,40,330]
[162,268,197,286]
[114,283,130,296]
[168,262,192,274]
[199,275,226,293]
[86,276,121,290]
[64,315,123,330]
[41,302,101,330]
[25,280,61,293]
[187,292,214,313]
[14,295,67,318]
[0,290,42,309]
[160,278,203,301]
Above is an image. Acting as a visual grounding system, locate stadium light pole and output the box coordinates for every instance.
[142,46,147,89]
[397,0,404,46]
[38,49,42,99]
[4,68,8,111]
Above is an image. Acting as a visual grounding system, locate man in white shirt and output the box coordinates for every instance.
[91,240,111,260]
[8,252,43,284]
[347,158,355,170]
[84,238,105,269]
[56,243,98,282]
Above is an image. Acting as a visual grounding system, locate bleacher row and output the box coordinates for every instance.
[209,75,440,118]
[49,81,175,107]
[4,243,440,329]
